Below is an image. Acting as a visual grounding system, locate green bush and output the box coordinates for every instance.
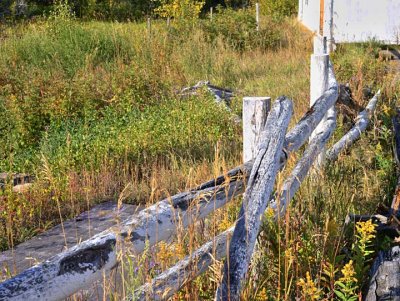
[201,7,282,51]
[259,0,297,21]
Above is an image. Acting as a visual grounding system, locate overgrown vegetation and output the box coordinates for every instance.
[1,1,400,300]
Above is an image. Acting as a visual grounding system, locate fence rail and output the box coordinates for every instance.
[0,35,383,301]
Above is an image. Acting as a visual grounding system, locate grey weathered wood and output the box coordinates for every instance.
[310,36,330,168]
[132,102,337,301]
[0,173,245,300]
[243,97,271,162]
[366,246,400,301]
[284,60,338,153]
[0,62,338,300]
[326,90,380,161]
[272,107,336,217]
[215,97,293,301]
[131,227,234,301]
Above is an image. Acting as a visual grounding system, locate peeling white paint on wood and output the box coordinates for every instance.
[310,36,330,168]
[242,97,271,163]
[299,0,400,44]
[0,173,246,300]
[215,97,293,301]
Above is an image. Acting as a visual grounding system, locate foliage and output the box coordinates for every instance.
[155,0,205,20]
[297,272,322,300]
[259,0,297,21]
[1,9,400,301]
[201,7,282,51]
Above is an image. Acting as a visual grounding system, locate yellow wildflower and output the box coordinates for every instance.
[355,220,376,244]
[297,272,321,300]
[256,287,268,301]
[339,260,357,283]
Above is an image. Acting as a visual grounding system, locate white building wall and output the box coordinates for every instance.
[299,0,400,44]
[298,0,320,33]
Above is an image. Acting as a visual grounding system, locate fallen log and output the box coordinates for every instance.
[0,66,338,300]
[132,105,337,301]
[0,173,246,301]
[215,97,293,301]
[326,90,380,161]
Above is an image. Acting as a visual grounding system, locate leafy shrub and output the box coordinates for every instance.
[201,7,282,51]
[259,0,297,21]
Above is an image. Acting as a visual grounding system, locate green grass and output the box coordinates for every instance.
[1,7,400,300]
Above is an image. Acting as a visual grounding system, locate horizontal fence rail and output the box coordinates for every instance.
[131,89,339,301]
[0,43,385,300]
[0,59,339,301]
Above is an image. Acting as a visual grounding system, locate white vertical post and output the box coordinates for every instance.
[210,7,213,21]
[255,3,260,31]
[243,97,271,163]
[310,36,329,168]
[167,17,170,27]
[323,0,334,53]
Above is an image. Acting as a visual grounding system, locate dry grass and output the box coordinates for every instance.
[1,8,400,300]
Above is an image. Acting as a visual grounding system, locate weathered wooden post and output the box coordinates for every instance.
[147,17,151,35]
[243,97,271,163]
[167,17,170,27]
[216,97,293,301]
[210,7,213,21]
[255,3,260,31]
[323,0,335,53]
[310,36,329,168]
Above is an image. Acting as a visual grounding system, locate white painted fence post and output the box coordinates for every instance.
[310,36,329,168]
[255,3,260,31]
[323,0,334,53]
[243,97,271,163]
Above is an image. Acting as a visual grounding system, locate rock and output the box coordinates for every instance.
[366,246,400,300]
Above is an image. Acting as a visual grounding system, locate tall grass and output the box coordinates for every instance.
[1,7,399,300]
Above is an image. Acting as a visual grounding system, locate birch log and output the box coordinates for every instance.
[215,97,293,301]
[0,174,246,301]
[326,90,380,161]
[132,105,337,301]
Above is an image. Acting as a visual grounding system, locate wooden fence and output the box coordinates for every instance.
[0,36,381,301]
